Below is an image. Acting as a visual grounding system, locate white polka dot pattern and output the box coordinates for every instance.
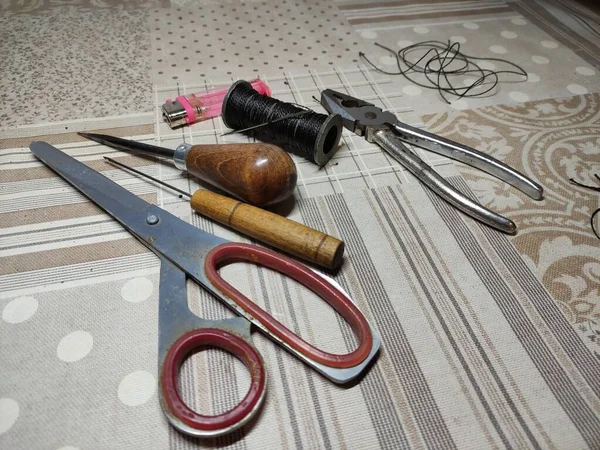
[361,30,377,39]
[57,331,93,363]
[397,40,414,48]
[567,84,588,94]
[509,91,530,102]
[511,17,527,25]
[0,398,19,435]
[450,99,469,110]
[450,36,467,44]
[576,66,595,76]
[541,40,558,49]
[118,371,156,406]
[2,297,38,324]
[531,55,550,65]
[121,277,154,303]
[478,61,496,70]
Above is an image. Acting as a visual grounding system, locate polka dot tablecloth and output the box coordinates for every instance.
[150,0,367,84]
[352,15,600,115]
[1,274,166,449]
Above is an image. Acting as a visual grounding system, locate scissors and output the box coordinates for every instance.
[321,90,544,234]
[30,142,380,438]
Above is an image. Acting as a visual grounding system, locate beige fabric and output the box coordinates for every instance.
[422,93,600,352]
[335,0,600,115]
[3,164,600,449]
[2,0,600,448]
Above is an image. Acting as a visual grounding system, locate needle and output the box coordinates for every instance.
[221,109,312,136]
[103,157,191,198]
[103,157,344,268]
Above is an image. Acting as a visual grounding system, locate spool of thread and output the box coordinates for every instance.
[222,80,343,166]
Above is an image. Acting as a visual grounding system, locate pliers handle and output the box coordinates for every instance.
[320,89,544,233]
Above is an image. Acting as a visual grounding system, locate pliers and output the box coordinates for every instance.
[320,90,544,234]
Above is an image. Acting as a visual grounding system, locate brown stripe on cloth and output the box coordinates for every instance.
[347,6,512,25]
[0,193,156,227]
[380,186,548,448]
[369,188,522,447]
[508,1,600,69]
[363,190,505,447]
[323,194,454,449]
[0,123,154,150]
[299,196,371,448]
[368,188,529,448]
[390,186,555,447]
[426,177,600,447]
[0,237,149,275]
[337,0,470,10]
[1,155,157,183]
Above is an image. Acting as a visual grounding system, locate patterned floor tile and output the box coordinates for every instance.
[0,8,153,130]
[0,0,169,17]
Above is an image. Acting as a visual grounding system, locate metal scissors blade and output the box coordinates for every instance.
[30,141,227,280]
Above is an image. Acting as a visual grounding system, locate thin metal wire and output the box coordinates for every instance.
[104,157,192,198]
[569,174,600,239]
[360,40,528,104]
[221,109,312,136]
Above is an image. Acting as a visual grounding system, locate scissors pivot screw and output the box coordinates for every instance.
[146,214,160,225]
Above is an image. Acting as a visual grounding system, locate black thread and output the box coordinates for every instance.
[222,81,341,165]
[569,174,600,240]
[360,40,528,104]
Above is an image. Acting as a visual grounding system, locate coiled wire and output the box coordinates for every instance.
[360,40,528,104]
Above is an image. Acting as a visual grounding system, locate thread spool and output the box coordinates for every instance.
[222,80,343,166]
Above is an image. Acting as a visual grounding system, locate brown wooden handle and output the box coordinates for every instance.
[190,190,345,269]
[185,143,297,207]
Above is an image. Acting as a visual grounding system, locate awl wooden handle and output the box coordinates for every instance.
[186,143,297,207]
[190,190,345,269]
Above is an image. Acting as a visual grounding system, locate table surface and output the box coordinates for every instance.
[1,1,599,449]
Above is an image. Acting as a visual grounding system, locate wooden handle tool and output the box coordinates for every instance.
[104,157,345,269]
[79,132,297,206]
[192,190,344,269]
[184,142,297,206]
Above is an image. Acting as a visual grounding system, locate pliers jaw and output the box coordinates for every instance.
[320,89,396,141]
[319,89,544,234]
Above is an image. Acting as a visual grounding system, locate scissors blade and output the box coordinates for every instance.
[31,141,152,214]
[29,142,226,268]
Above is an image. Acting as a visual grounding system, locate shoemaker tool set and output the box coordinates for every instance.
[29,77,543,437]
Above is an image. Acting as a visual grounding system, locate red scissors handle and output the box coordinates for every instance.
[161,327,266,436]
[204,242,374,368]
[159,242,374,437]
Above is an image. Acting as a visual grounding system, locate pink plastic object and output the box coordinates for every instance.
[162,79,271,128]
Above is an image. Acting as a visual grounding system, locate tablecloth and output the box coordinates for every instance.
[1,1,599,449]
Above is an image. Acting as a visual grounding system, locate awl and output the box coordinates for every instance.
[78,132,297,207]
[104,157,345,269]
